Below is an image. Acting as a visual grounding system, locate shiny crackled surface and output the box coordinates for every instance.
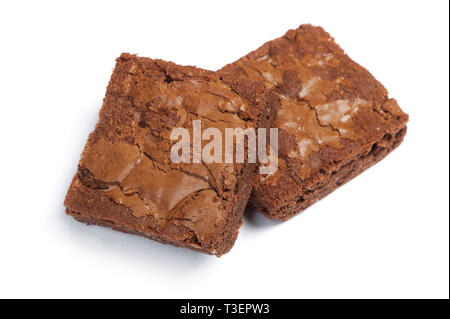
[78,57,256,237]
[224,25,406,182]
[235,48,367,156]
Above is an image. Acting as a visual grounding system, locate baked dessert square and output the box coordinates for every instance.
[64,53,276,255]
[219,25,408,221]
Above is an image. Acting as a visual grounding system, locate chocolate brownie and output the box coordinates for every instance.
[64,53,277,256]
[219,25,408,221]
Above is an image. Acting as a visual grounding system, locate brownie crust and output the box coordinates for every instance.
[65,53,276,255]
[219,25,409,220]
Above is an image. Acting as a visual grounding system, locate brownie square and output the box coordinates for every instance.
[64,53,276,256]
[219,25,408,221]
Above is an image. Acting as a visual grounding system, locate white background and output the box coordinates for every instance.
[0,0,448,299]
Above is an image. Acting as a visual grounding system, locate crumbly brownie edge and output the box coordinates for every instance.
[65,175,213,253]
[251,125,407,221]
[214,89,277,254]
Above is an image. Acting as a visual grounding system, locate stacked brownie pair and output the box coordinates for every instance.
[65,25,408,256]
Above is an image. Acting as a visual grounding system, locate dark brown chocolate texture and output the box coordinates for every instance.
[219,24,409,221]
[64,53,276,256]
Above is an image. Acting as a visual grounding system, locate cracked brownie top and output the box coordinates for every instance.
[70,53,274,254]
[220,24,408,186]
